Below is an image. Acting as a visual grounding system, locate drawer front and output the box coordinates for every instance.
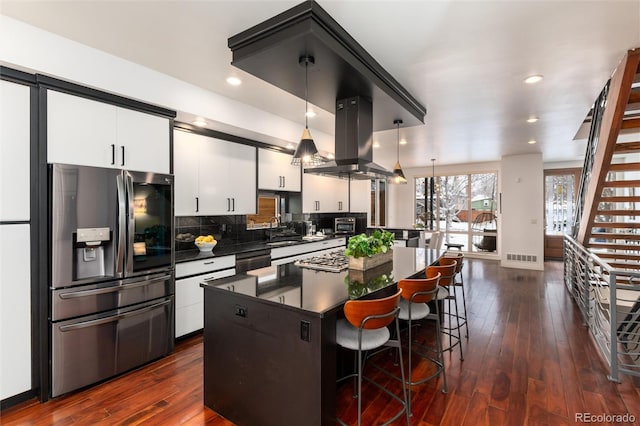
[175,303,203,338]
[176,255,235,278]
[176,269,235,308]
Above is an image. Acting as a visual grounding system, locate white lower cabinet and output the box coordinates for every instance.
[175,255,236,338]
[264,287,302,307]
[0,224,31,400]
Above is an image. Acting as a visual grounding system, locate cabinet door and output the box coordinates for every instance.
[173,130,201,216]
[303,173,348,213]
[199,138,256,215]
[258,149,301,192]
[349,179,370,214]
[0,224,31,399]
[0,81,30,221]
[117,108,170,174]
[47,90,118,167]
[302,173,324,213]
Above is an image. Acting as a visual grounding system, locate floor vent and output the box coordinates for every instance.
[507,253,538,262]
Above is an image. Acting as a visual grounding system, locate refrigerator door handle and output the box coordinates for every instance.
[125,172,135,275]
[58,299,172,332]
[58,273,173,299]
[116,174,126,276]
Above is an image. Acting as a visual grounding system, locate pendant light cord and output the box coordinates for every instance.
[396,121,400,161]
[304,59,309,129]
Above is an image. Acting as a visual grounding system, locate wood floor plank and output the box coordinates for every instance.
[3,259,640,426]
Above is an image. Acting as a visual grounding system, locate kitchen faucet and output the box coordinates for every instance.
[268,216,280,241]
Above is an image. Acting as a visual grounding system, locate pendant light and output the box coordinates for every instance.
[391,119,407,184]
[291,55,323,166]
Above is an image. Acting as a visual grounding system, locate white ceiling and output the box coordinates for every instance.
[2,0,639,169]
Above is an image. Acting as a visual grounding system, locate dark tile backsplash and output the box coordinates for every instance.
[174,212,367,252]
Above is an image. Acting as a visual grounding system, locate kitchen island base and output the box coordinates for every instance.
[203,288,337,426]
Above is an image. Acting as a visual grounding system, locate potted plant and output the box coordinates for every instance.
[344,229,395,270]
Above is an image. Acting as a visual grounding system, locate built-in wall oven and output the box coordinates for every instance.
[50,164,175,397]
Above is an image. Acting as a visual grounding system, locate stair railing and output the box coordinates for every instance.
[572,81,610,239]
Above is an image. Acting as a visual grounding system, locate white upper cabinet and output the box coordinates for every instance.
[47,90,170,173]
[115,107,170,173]
[349,179,370,214]
[0,80,31,222]
[174,129,257,216]
[302,173,349,213]
[258,148,301,192]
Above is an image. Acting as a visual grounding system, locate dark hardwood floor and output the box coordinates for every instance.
[3,259,640,425]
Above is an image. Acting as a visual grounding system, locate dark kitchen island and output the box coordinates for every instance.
[200,247,441,426]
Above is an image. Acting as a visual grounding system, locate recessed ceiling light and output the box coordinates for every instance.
[192,118,207,127]
[327,153,334,159]
[226,76,242,86]
[286,143,294,149]
[527,116,539,123]
[373,141,380,148]
[400,139,407,145]
[524,74,543,84]
[305,110,317,118]
[528,139,537,145]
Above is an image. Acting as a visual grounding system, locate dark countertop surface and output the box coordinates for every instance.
[201,247,441,315]
[175,235,346,263]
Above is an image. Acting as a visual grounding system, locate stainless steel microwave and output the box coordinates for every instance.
[334,217,356,235]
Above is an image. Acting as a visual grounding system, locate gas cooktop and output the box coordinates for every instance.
[294,249,349,273]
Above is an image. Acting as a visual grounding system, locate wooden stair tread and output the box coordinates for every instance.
[599,195,640,203]
[595,209,640,215]
[609,162,640,172]
[590,233,640,240]
[602,179,640,187]
[621,117,640,129]
[593,222,640,229]
[588,242,640,250]
[614,141,640,153]
[592,252,640,261]
[630,88,640,104]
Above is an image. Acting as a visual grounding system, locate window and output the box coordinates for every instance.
[415,172,498,253]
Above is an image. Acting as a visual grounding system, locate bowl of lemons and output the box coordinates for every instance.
[195,235,217,252]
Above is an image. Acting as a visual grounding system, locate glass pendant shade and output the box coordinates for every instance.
[291,128,323,166]
[390,119,407,184]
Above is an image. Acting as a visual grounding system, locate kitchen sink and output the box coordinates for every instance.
[266,240,300,247]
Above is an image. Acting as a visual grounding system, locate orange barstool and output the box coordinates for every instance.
[426,260,464,361]
[335,289,409,426]
[398,273,447,417]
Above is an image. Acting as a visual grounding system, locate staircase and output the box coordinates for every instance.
[576,48,640,271]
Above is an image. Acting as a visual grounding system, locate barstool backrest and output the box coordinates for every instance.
[427,261,456,286]
[399,273,440,304]
[343,289,402,330]
[443,252,464,274]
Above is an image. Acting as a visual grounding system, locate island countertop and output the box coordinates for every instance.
[200,247,441,315]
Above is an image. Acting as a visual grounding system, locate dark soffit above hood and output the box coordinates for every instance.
[228,0,426,132]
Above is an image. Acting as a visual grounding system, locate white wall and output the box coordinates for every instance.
[500,153,544,270]
[0,15,333,151]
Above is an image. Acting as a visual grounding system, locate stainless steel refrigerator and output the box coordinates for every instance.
[50,163,175,397]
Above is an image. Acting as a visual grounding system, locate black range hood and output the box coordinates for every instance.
[304,96,392,180]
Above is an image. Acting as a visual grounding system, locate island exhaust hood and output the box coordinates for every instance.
[304,96,393,180]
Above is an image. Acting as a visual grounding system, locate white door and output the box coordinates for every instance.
[0,224,31,399]
[0,80,30,221]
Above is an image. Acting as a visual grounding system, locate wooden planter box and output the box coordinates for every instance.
[348,250,393,271]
